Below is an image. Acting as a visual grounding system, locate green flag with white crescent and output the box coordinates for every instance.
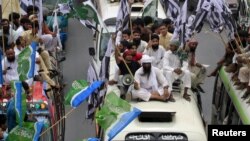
[17,42,37,81]
[65,80,104,108]
[7,121,44,141]
[96,92,131,130]
[96,92,141,141]
[70,0,105,27]
[65,80,89,107]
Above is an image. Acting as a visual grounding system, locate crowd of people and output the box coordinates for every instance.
[109,16,207,103]
[0,5,62,140]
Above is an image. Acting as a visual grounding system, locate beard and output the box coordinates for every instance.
[189,47,196,52]
[133,38,141,46]
[7,57,15,62]
[142,65,151,79]
[3,27,9,34]
[152,45,159,50]
[241,39,247,48]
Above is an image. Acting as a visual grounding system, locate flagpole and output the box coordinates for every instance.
[1,0,7,87]
[39,108,75,137]
[112,34,135,81]
[218,33,229,49]
[129,1,133,37]
[235,31,245,53]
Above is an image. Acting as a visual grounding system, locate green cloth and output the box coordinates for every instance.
[95,92,131,130]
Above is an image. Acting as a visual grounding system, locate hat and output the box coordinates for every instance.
[170,39,181,47]
[141,55,152,64]
[29,14,38,22]
[188,38,198,47]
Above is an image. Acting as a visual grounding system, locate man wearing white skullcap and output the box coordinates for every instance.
[132,55,170,102]
[187,39,206,93]
[162,39,192,101]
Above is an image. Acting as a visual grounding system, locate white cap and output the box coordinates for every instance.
[141,55,152,64]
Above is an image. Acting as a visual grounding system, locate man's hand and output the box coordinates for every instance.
[35,58,41,64]
[163,86,169,95]
[146,40,152,50]
[174,68,182,75]
[196,63,202,68]
[3,67,11,74]
[52,32,57,37]
[236,56,246,64]
[38,38,43,44]
[134,81,139,90]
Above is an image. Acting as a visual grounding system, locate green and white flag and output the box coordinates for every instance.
[142,0,158,18]
[7,121,44,141]
[96,92,141,141]
[71,0,105,29]
[65,80,104,108]
[11,81,26,127]
[17,42,37,81]
[65,80,89,107]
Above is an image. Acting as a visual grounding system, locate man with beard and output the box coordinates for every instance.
[132,18,152,42]
[132,29,148,53]
[144,34,165,69]
[15,18,32,40]
[2,48,19,84]
[187,39,206,93]
[132,55,170,102]
[162,40,192,101]
[1,19,17,47]
[8,12,20,30]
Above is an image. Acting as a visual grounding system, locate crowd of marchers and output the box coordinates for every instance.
[108,16,207,103]
[0,5,62,140]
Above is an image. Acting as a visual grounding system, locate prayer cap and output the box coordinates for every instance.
[141,55,152,64]
[170,39,181,47]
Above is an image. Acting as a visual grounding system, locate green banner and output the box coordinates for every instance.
[7,122,34,141]
[96,92,131,130]
[64,80,89,105]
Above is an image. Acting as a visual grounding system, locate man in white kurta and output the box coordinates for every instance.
[132,29,148,53]
[2,48,19,84]
[187,39,206,92]
[162,40,192,101]
[132,55,170,102]
[143,34,165,69]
